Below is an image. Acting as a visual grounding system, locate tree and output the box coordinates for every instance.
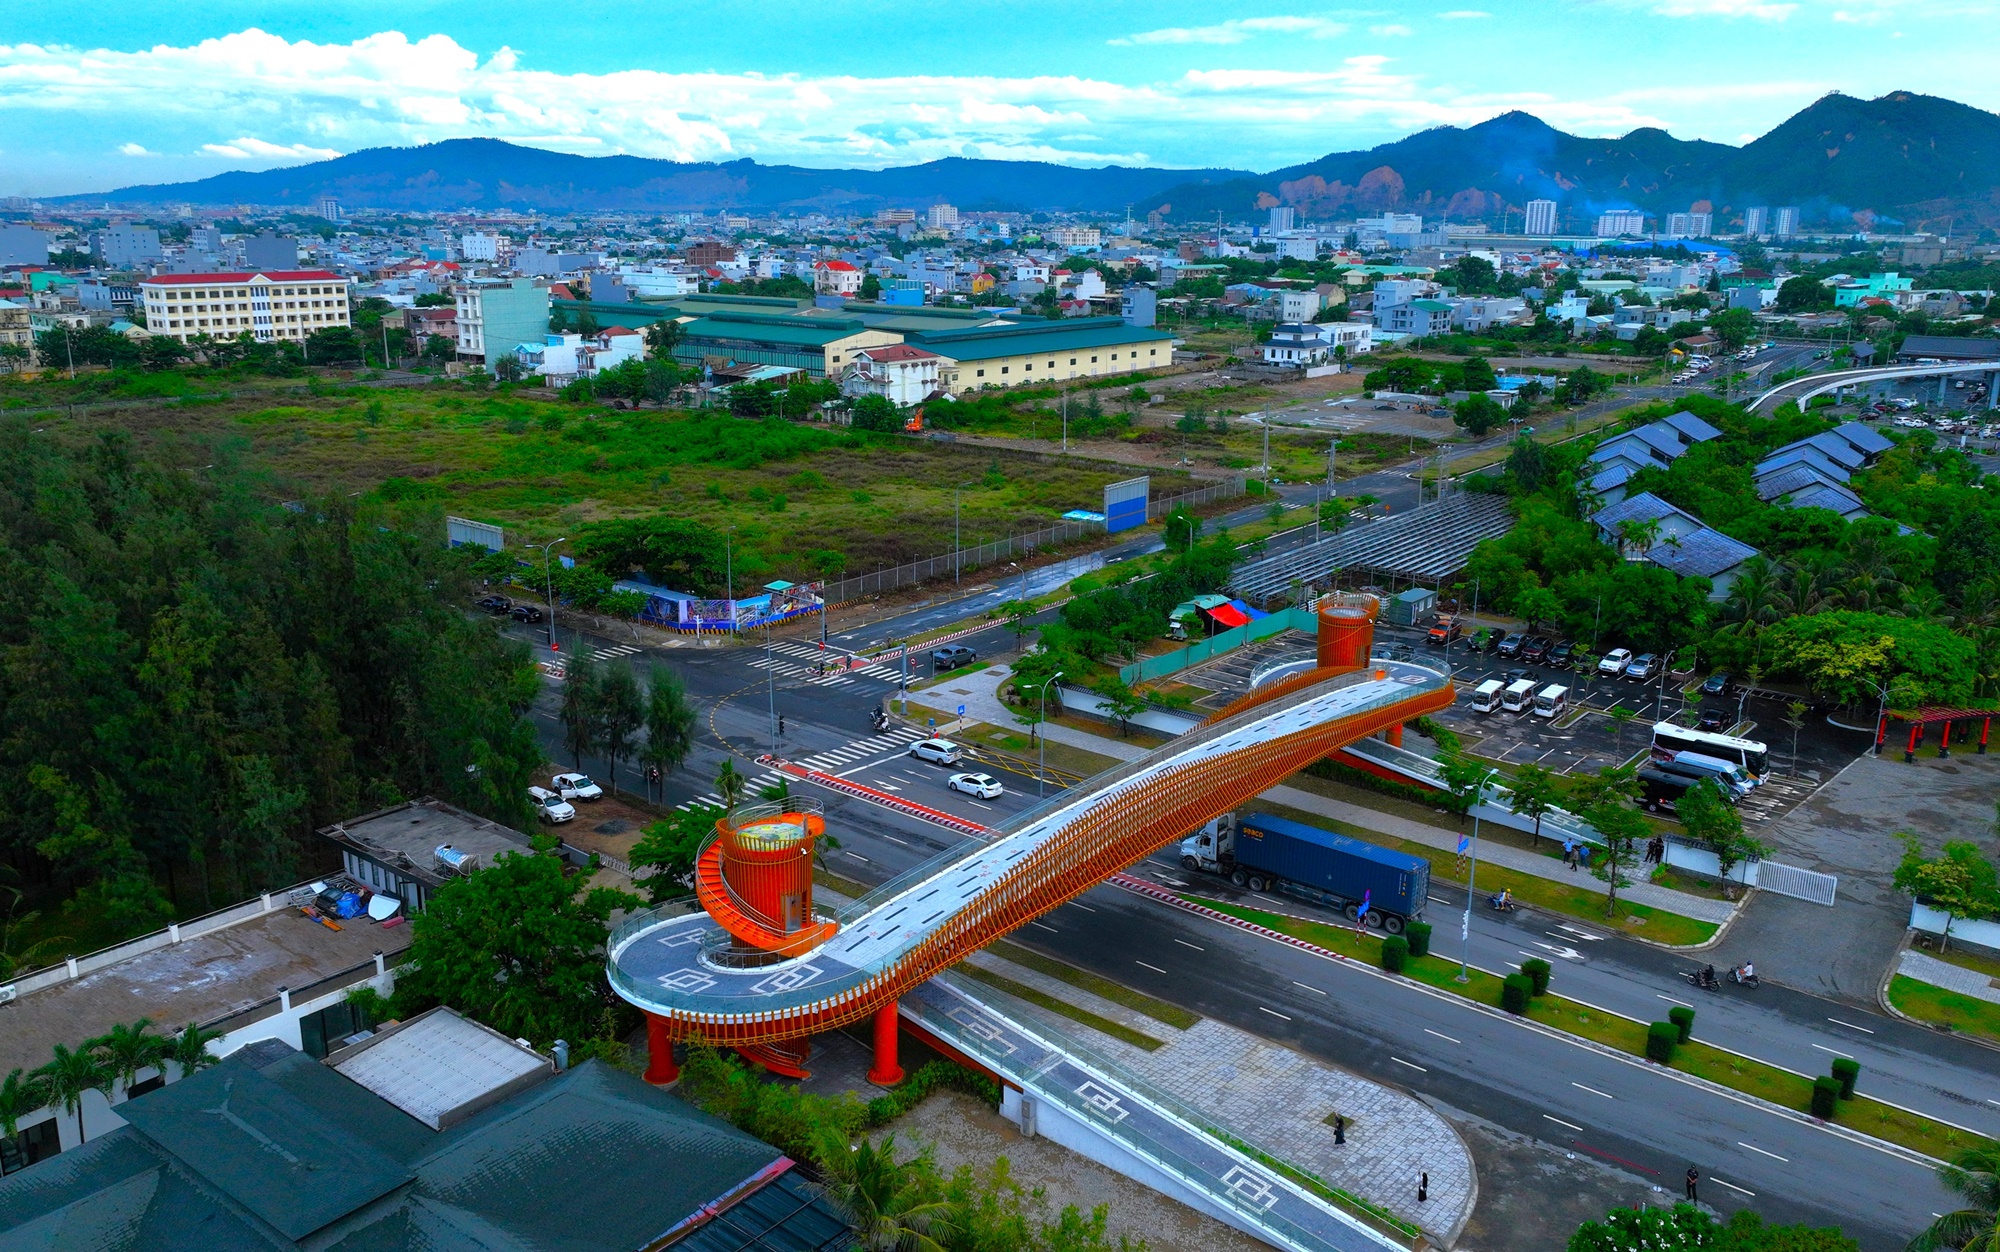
[0,1068,49,1141]
[422,333,456,362]
[640,667,698,798]
[90,1019,164,1099]
[1708,307,1757,349]
[1894,836,1999,952]
[1514,585,1563,634]
[560,648,601,769]
[1090,676,1145,737]
[1607,705,1639,755]
[1911,1145,2000,1252]
[1453,393,1508,438]
[715,758,748,813]
[1783,700,1808,772]
[1506,435,1551,494]
[813,1126,955,1252]
[1677,780,1764,895]
[997,599,1036,650]
[859,274,884,301]
[1508,764,1563,847]
[1161,507,1202,552]
[644,318,683,360]
[851,394,901,432]
[163,1023,223,1080]
[1774,276,1833,313]
[305,325,365,365]
[1569,1202,1855,1251]
[1437,754,1492,826]
[393,836,639,1046]
[34,1042,109,1145]
[594,664,645,795]
[630,805,718,904]
[1582,800,1651,917]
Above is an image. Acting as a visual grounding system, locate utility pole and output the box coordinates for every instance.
[1039,672,1064,798]
[526,537,568,650]
[1457,767,1499,984]
[954,481,972,585]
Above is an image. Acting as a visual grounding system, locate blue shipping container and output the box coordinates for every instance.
[1234,812,1429,921]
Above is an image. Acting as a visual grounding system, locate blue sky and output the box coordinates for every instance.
[2,0,1991,197]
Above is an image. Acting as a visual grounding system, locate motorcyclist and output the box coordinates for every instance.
[1490,888,1514,910]
[1700,964,1719,989]
[1733,961,1756,983]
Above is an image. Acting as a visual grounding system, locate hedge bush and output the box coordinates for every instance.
[1501,973,1531,1014]
[1645,1022,1678,1064]
[1830,1058,1860,1100]
[1811,1075,1841,1119]
[1404,920,1432,958]
[1668,1005,1695,1044]
[1381,935,1409,973]
[1520,958,1552,996]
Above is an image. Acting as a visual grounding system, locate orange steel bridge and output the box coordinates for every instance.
[609,595,1452,1085]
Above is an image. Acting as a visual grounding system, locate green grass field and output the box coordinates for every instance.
[1888,974,2000,1045]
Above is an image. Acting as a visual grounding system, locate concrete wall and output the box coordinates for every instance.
[1910,901,2000,949]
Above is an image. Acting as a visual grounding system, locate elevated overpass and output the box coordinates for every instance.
[1750,359,2000,413]
[608,596,1453,1082]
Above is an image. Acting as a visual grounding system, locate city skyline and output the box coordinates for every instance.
[2,0,1994,197]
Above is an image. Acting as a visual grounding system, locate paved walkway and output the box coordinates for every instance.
[1898,949,2000,1004]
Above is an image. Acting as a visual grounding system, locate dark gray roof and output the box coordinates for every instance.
[1767,431,1866,469]
[1623,424,1688,458]
[1646,528,1759,579]
[1591,491,1696,532]
[319,799,534,891]
[1785,484,1868,516]
[1754,445,1852,483]
[1658,410,1724,443]
[1831,421,1894,455]
[1586,463,1634,492]
[1755,463,1850,502]
[1896,334,2000,361]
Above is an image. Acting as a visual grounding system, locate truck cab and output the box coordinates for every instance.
[1179,811,1428,933]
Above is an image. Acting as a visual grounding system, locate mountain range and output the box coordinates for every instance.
[57,91,2000,231]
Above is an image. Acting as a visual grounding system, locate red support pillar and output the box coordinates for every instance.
[1939,720,1953,759]
[1874,711,1888,756]
[1387,723,1404,747]
[1980,718,1990,755]
[643,1013,679,1085]
[867,999,905,1087]
[1905,723,1921,764]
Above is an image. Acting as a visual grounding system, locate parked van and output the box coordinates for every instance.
[1532,685,1569,719]
[1670,751,1755,796]
[1469,679,1505,714]
[1638,768,1694,813]
[1501,678,1537,713]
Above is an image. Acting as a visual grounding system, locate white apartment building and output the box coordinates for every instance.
[1269,206,1296,233]
[617,266,699,298]
[1743,206,1770,237]
[138,270,351,344]
[925,204,959,229]
[1260,321,1371,368]
[1524,199,1558,236]
[1596,209,1646,237]
[460,233,502,262]
[814,259,863,295]
[1665,211,1714,238]
[1047,227,1102,249]
[1773,206,1801,237]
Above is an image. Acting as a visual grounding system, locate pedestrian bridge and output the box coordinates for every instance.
[608,597,1453,1068]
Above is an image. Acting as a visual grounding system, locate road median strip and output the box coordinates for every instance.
[1110,879,1985,1165]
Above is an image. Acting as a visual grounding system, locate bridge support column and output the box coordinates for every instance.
[1386,722,1404,747]
[867,999,905,1087]
[643,1014,680,1085]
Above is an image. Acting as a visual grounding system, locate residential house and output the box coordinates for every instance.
[1590,491,1759,600]
[842,343,943,407]
[1261,322,1336,368]
[456,277,551,363]
[1377,298,1453,338]
[1448,295,1526,332]
[1582,410,1723,507]
[813,260,863,296]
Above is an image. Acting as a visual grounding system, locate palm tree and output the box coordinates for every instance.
[640,667,698,802]
[813,1127,955,1252]
[90,1019,164,1101]
[0,1068,49,1141]
[163,1023,224,1081]
[1718,557,1780,639]
[715,759,747,815]
[1771,558,1841,619]
[34,1043,109,1145]
[1908,1145,2000,1251]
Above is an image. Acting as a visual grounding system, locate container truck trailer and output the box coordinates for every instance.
[1179,812,1429,932]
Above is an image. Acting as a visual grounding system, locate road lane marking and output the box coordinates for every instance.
[1259,1006,1292,1020]
[1174,939,1205,951]
[1293,981,1326,995]
[1656,994,1696,1008]
[1031,921,1059,933]
[1737,1142,1788,1162]
[1711,1177,1757,1198]
[1428,895,1451,904]
[1391,1057,1427,1072]
[1810,1044,1853,1059]
[1424,1028,1461,1044]
[1135,961,1167,973]
[843,851,870,863]
[1544,1114,1583,1131]
[1572,1083,1614,1099]
[1069,902,1097,912]
[882,835,907,846]
[1828,1018,1876,1034]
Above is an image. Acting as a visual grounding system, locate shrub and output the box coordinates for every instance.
[1645,1021,1678,1064]
[1404,920,1432,958]
[1810,1075,1841,1119]
[1830,1058,1860,1100]
[1668,1005,1695,1044]
[1501,973,1531,1014]
[1381,935,1408,973]
[1520,958,1552,996]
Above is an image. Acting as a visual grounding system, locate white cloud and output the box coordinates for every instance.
[1437,9,1492,16]
[200,136,343,161]
[1110,15,1349,45]
[1371,24,1415,35]
[117,142,152,156]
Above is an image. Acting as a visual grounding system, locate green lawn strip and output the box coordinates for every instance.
[1207,1129,1422,1245]
[1888,974,2000,1046]
[1248,796,1719,947]
[1187,896,1988,1162]
[989,940,1200,1029]
[954,964,1167,1052]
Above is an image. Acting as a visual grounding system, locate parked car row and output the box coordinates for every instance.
[528,771,606,823]
[475,594,545,623]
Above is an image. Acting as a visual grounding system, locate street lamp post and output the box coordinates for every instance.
[1039,672,1064,798]
[954,481,972,585]
[1457,767,1501,984]
[527,537,569,650]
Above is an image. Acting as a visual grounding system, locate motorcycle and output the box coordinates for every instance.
[1684,967,1721,992]
[1487,894,1519,913]
[1729,967,1761,988]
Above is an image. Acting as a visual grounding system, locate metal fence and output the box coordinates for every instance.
[822,477,1247,606]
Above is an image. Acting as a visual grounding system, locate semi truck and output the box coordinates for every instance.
[1179,812,1430,933]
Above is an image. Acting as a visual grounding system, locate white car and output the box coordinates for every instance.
[948,772,1004,800]
[909,738,962,765]
[1597,648,1634,676]
[551,772,603,802]
[527,786,576,823]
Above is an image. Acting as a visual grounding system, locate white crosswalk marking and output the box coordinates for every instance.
[596,644,641,658]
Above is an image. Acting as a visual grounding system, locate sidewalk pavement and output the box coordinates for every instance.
[901,664,1733,926]
[1897,949,2000,1004]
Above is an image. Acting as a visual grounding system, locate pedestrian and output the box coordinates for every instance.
[1562,838,1575,869]
[1579,845,1594,870]
[1685,1165,1699,1201]
[1333,1114,1346,1146]
[1417,1171,1428,1203]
